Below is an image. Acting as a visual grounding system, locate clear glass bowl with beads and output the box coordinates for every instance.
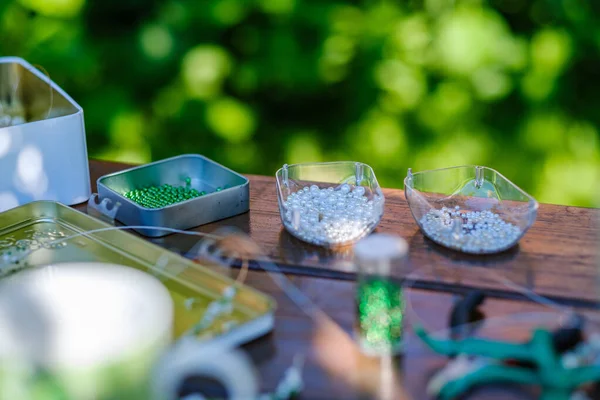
[276,162,385,247]
[404,166,538,254]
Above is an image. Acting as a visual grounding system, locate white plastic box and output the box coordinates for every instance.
[0,57,91,212]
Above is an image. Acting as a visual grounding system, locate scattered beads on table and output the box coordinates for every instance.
[419,206,522,253]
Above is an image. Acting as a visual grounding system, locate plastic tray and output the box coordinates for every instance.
[0,201,275,345]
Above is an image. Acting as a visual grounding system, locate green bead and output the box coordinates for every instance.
[123,180,215,207]
[357,278,404,353]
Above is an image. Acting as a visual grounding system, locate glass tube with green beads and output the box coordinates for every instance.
[353,234,409,356]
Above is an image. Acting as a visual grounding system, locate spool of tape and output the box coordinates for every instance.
[152,336,258,400]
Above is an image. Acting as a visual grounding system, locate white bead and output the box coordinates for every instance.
[419,208,521,254]
[284,185,381,245]
[353,186,366,196]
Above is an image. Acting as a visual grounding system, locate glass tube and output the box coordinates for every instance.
[354,234,409,356]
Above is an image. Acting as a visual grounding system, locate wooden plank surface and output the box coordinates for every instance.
[240,270,600,399]
[83,160,600,399]
[86,160,600,305]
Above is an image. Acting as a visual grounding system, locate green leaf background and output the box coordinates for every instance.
[2,0,599,206]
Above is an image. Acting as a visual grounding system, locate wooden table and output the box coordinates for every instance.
[83,160,600,400]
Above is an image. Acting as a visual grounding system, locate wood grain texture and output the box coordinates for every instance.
[82,160,600,399]
[85,160,600,305]
[240,269,600,399]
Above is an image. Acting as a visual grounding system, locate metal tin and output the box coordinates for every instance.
[0,57,91,211]
[0,201,275,345]
[96,154,250,237]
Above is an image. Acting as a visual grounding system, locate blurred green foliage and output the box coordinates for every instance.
[1,0,599,206]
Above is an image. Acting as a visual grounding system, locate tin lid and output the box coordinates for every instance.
[354,233,408,261]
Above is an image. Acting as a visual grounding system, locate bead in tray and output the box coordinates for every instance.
[404,165,538,254]
[276,162,384,247]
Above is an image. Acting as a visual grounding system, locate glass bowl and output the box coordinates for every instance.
[275,162,384,247]
[404,166,538,254]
